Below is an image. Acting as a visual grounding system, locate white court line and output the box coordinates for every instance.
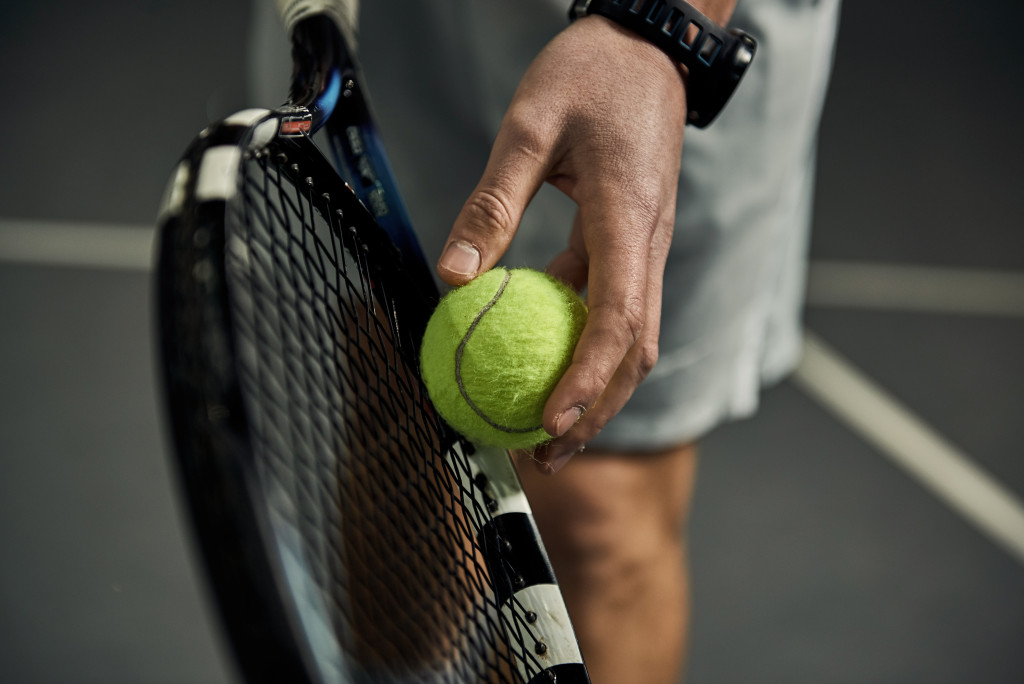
[794,332,1024,566]
[0,218,155,271]
[5,217,1024,320]
[4,217,1023,562]
[807,261,1024,318]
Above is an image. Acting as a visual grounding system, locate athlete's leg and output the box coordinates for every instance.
[517,443,698,684]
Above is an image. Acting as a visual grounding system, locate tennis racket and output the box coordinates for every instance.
[155,1,589,682]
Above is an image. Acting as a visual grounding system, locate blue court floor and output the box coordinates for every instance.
[1,1,1021,682]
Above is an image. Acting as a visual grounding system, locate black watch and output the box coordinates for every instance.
[569,0,757,128]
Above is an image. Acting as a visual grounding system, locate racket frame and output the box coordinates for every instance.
[156,5,590,682]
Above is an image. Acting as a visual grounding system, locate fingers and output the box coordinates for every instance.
[538,331,660,473]
[537,203,675,474]
[437,118,554,286]
[533,195,671,464]
[545,211,588,291]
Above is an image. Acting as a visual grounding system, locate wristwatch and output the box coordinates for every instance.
[569,0,757,128]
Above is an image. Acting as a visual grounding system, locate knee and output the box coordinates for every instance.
[551,506,679,596]
[529,450,695,590]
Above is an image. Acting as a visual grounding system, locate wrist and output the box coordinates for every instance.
[684,0,737,26]
[577,14,690,85]
[568,0,756,128]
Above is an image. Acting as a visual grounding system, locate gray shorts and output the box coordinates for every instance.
[251,0,842,449]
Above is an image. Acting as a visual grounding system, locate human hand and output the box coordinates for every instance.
[436,16,690,472]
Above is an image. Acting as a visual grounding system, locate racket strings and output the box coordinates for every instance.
[222,143,548,682]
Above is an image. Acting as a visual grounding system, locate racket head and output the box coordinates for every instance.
[157,107,589,682]
[156,5,590,681]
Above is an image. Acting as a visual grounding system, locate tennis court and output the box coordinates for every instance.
[1,1,1021,681]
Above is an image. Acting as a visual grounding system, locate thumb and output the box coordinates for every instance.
[438,121,552,285]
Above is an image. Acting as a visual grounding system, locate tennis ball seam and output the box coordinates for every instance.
[454,268,544,435]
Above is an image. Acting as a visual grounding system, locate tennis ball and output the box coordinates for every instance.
[420,267,587,449]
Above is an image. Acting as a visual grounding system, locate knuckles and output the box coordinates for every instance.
[635,337,659,381]
[578,298,659,390]
[461,189,517,238]
[617,294,649,346]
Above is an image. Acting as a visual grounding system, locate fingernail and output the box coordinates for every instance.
[439,240,480,277]
[554,405,584,437]
[546,445,578,474]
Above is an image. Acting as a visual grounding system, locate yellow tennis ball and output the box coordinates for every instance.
[420,267,587,449]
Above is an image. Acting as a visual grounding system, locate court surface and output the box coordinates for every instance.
[1,1,1022,682]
